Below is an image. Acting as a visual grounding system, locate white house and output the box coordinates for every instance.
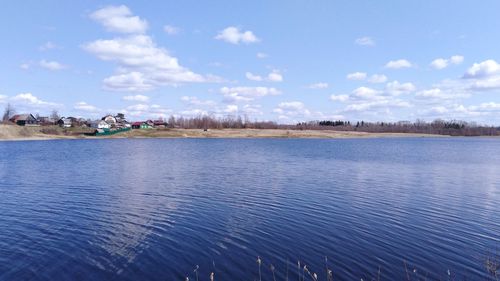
[102,115,117,126]
[90,120,111,129]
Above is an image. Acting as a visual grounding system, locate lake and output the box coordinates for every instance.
[0,138,499,280]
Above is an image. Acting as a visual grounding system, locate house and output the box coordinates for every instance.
[9,114,38,126]
[102,115,117,127]
[37,116,55,126]
[131,121,154,129]
[57,118,72,128]
[90,120,111,129]
[153,120,167,128]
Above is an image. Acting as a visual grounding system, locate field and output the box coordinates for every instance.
[0,124,447,141]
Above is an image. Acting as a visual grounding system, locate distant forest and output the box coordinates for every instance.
[166,115,500,136]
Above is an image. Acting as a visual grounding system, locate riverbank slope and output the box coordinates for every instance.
[0,124,450,141]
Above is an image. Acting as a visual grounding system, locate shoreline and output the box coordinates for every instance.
[0,126,463,142]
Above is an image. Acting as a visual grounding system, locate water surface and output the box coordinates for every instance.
[0,138,499,280]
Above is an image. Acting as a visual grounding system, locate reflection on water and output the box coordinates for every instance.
[0,138,499,280]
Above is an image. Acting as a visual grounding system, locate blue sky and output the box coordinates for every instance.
[1,0,500,124]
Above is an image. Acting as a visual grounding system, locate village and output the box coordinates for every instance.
[7,112,167,136]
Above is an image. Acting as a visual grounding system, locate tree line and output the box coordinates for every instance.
[2,103,499,136]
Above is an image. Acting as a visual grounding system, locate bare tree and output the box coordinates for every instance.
[50,110,60,121]
[2,103,15,123]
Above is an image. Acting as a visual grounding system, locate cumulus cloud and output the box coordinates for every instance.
[215,26,260,44]
[10,93,61,108]
[84,31,218,91]
[385,81,416,95]
[181,96,216,106]
[462,60,500,90]
[267,70,283,82]
[330,94,349,102]
[220,86,281,103]
[450,55,464,65]
[343,99,410,112]
[273,101,310,117]
[385,59,412,69]
[308,82,329,89]
[74,101,99,112]
[355,36,375,46]
[415,88,469,100]
[256,52,268,59]
[430,58,449,70]
[430,55,464,69]
[351,86,382,100]
[123,94,150,102]
[39,41,60,51]
[163,25,180,35]
[368,74,388,84]
[39,60,66,71]
[90,5,148,34]
[245,70,283,82]
[246,72,263,81]
[463,60,500,79]
[123,103,171,118]
[347,72,367,81]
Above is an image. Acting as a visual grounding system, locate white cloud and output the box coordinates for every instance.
[163,25,180,35]
[39,41,60,51]
[267,70,283,82]
[0,95,7,103]
[90,5,148,34]
[256,52,268,59]
[39,60,66,71]
[308,82,329,89]
[330,94,349,102]
[273,101,311,117]
[126,103,149,112]
[415,88,468,100]
[460,60,500,90]
[181,96,216,106]
[355,36,375,46]
[430,58,448,70]
[215,26,260,44]
[220,86,281,103]
[385,59,412,69]
[368,74,388,84]
[347,72,367,81]
[351,87,382,100]
[84,34,217,91]
[20,63,31,70]
[344,99,410,112]
[224,104,239,114]
[385,81,416,95]
[468,102,500,112]
[245,70,283,82]
[430,55,464,70]
[450,55,464,65]
[123,94,150,102]
[102,71,155,92]
[463,60,500,79]
[246,72,263,81]
[74,101,99,112]
[10,93,60,108]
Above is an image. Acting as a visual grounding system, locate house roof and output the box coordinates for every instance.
[10,114,35,121]
[132,122,143,126]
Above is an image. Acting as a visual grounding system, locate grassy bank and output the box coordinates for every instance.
[0,124,450,141]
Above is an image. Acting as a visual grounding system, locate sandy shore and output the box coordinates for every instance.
[0,124,450,141]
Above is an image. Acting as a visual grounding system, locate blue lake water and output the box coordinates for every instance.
[0,138,499,280]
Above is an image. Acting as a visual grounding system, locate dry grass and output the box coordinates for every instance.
[0,125,447,141]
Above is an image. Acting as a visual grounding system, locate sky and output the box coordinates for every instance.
[1,0,500,124]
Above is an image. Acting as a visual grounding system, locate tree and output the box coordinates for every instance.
[2,103,15,122]
[50,110,60,121]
